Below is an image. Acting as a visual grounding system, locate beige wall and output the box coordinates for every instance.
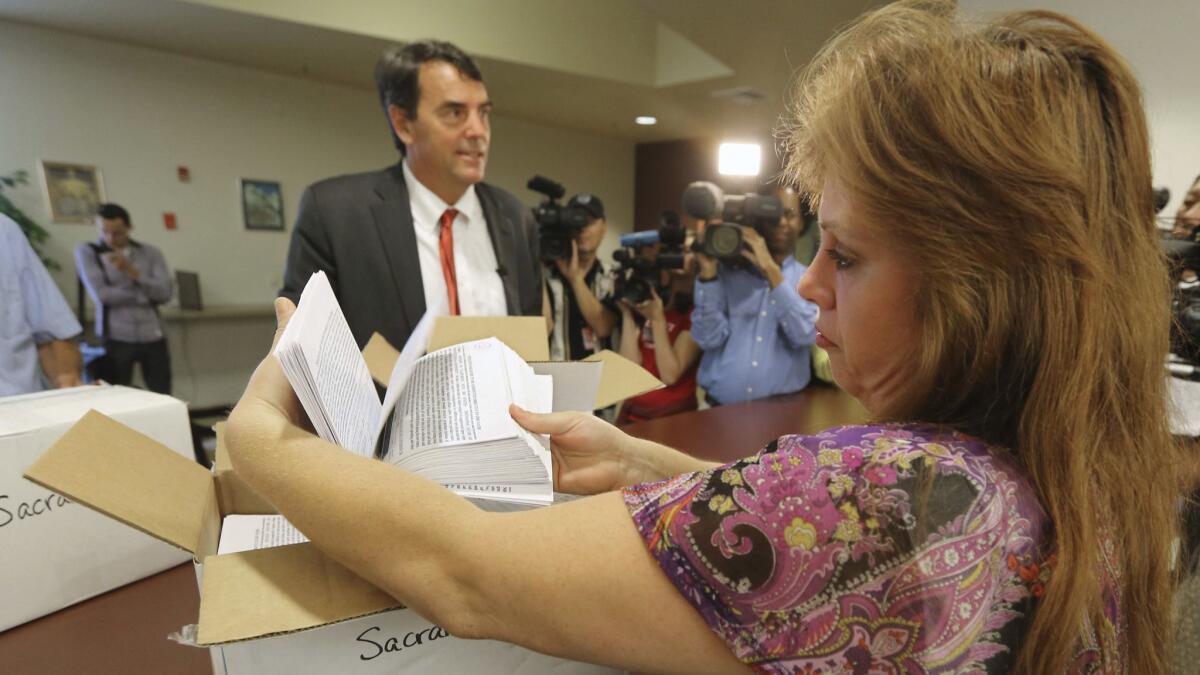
[0,19,633,406]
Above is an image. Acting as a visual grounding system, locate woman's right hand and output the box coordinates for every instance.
[509,405,639,495]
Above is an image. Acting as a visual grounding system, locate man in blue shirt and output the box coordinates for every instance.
[0,214,83,396]
[691,187,817,405]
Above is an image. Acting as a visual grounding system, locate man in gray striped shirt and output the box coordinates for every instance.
[75,203,174,394]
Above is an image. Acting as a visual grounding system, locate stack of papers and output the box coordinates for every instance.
[274,272,555,508]
[273,272,381,456]
[217,515,309,555]
[385,339,553,506]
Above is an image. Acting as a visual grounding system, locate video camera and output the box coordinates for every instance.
[681,181,783,260]
[612,211,687,305]
[527,175,591,263]
[1157,184,1200,373]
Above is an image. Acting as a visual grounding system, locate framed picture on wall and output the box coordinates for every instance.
[240,178,285,231]
[39,160,106,224]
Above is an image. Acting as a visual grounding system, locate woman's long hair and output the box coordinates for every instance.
[782,2,1186,672]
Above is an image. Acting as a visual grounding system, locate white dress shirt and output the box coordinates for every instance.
[403,162,508,317]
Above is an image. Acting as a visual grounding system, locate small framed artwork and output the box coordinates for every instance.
[40,160,106,223]
[240,178,285,231]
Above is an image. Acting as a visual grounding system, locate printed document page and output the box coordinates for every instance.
[376,309,438,448]
[217,514,309,555]
[274,272,381,456]
[503,346,553,455]
[390,339,516,458]
[387,339,553,504]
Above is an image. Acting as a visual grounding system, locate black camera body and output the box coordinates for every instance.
[681,181,782,260]
[527,175,590,263]
[1165,234,1200,367]
[613,211,687,306]
[1157,186,1200,373]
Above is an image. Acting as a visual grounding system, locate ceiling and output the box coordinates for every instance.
[0,0,878,144]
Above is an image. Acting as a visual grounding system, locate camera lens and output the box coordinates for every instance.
[707,224,743,259]
[540,231,574,262]
[620,277,652,305]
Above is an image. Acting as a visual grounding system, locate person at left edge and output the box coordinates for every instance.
[1,213,83,396]
[280,40,545,350]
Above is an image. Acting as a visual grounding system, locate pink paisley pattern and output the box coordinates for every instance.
[623,424,1119,673]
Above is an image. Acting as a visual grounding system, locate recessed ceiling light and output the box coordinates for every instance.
[635,116,658,126]
[718,142,761,176]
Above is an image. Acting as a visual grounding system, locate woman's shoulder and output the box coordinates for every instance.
[625,422,1042,525]
[765,422,1047,533]
[775,422,1030,488]
[623,421,1053,670]
[777,421,997,459]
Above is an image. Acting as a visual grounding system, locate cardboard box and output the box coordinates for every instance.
[366,320,664,411]
[26,321,655,673]
[0,385,194,631]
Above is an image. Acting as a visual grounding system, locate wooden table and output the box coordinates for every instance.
[0,385,866,674]
[0,563,211,674]
[622,383,868,464]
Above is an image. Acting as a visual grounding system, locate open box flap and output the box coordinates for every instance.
[428,316,550,362]
[23,410,219,556]
[530,361,603,412]
[213,421,232,473]
[197,542,401,645]
[583,350,664,410]
[364,317,552,385]
[362,333,400,387]
[362,328,661,411]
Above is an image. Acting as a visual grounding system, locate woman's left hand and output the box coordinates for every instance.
[633,289,665,322]
[740,226,784,288]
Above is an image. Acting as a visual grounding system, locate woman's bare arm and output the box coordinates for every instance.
[225,300,743,673]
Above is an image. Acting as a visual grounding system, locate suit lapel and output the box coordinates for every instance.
[369,164,425,330]
[478,184,520,315]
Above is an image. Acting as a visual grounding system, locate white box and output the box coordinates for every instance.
[212,608,613,674]
[28,376,637,673]
[0,385,193,631]
[205,427,622,674]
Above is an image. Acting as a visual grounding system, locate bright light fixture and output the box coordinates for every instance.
[718,142,761,176]
[635,116,658,126]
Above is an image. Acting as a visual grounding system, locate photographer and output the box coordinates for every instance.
[615,249,701,423]
[691,186,817,405]
[75,202,174,394]
[1167,173,1200,361]
[1171,173,1200,241]
[545,194,619,361]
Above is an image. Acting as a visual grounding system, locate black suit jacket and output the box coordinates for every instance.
[280,163,543,349]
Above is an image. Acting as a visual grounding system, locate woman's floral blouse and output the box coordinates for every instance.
[622,424,1120,673]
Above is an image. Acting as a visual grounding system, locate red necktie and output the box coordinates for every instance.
[438,208,460,315]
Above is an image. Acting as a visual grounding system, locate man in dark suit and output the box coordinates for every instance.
[281,40,544,349]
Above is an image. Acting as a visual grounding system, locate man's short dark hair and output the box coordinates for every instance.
[374,40,484,156]
[96,203,130,225]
